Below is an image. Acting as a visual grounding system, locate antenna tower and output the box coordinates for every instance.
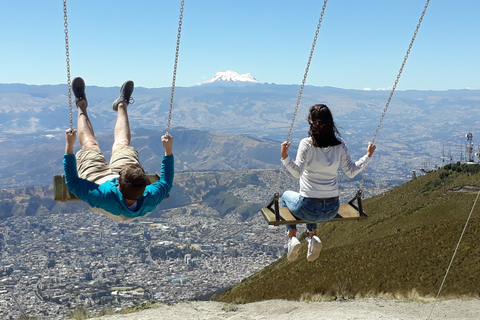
[465,133,474,163]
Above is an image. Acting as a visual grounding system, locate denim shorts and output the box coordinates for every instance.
[281,190,340,232]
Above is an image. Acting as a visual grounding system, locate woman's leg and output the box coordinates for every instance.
[285,224,301,262]
[306,223,317,237]
[282,191,303,261]
[287,225,297,238]
[282,190,301,238]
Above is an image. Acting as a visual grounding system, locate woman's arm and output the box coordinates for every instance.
[281,138,310,179]
[339,141,374,178]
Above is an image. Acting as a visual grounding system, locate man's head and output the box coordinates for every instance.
[118,164,149,200]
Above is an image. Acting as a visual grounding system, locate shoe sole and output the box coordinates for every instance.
[72,77,86,101]
[122,80,134,97]
[112,80,134,111]
[307,241,322,262]
[287,242,301,261]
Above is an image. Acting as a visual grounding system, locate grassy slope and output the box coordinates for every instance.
[216,167,480,303]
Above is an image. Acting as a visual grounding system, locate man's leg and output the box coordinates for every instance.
[112,81,134,151]
[72,77,100,150]
[109,81,141,175]
[71,77,112,183]
[112,101,131,150]
[77,103,101,149]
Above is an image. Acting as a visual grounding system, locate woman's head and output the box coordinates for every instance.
[308,104,341,147]
[118,164,150,200]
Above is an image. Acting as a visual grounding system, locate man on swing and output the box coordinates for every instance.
[63,77,174,221]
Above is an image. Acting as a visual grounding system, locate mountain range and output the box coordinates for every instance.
[200,70,259,85]
[0,127,284,189]
[0,75,479,190]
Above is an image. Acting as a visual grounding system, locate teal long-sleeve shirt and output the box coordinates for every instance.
[63,154,174,219]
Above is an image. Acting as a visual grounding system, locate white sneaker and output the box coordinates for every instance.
[287,236,301,261]
[307,236,322,261]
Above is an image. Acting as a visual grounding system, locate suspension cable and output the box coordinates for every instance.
[63,0,73,129]
[427,189,480,319]
[167,0,185,135]
[359,0,430,190]
[286,0,328,143]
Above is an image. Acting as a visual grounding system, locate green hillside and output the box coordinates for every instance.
[215,163,480,303]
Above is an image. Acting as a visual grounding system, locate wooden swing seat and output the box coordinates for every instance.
[54,174,160,202]
[261,191,367,226]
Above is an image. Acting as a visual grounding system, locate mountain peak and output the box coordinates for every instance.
[200,70,259,85]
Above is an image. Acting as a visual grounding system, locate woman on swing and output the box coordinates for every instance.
[280,104,376,262]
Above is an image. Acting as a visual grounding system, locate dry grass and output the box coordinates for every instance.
[221,303,239,312]
[118,301,163,314]
[69,306,91,319]
[215,165,480,304]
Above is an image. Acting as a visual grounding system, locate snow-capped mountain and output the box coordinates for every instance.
[200,70,260,85]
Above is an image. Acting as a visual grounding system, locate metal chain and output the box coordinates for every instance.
[286,0,328,143]
[63,0,73,129]
[167,0,185,134]
[359,0,430,190]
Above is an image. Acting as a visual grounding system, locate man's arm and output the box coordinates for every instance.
[145,134,174,201]
[162,133,173,156]
[63,128,81,191]
[161,133,174,188]
[65,128,76,155]
[63,128,105,203]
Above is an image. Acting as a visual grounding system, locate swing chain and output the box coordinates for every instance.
[167,0,185,135]
[287,0,328,143]
[371,0,430,146]
[63,0,73,130]
[359,0,430,190]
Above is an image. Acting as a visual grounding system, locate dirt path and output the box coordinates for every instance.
[90,298,480,319]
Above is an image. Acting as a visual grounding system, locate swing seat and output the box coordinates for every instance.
[53,174,160,202]
[261,191,367,226]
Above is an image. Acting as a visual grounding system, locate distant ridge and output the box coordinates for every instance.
[0,127,284,189]
[215,163,480,302]
[200,70,260,85]
[1,82,479,190]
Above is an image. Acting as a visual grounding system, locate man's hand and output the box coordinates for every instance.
[161,133,173,156]
[65,128,76,154]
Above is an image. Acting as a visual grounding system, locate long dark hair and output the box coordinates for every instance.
[308,104,342,148]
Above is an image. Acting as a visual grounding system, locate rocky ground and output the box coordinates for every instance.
[90,298,480,320]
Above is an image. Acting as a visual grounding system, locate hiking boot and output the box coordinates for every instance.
[72,77,87,105]
[112,80,134,111]
[307,235,322,262]
[287,236,301,262]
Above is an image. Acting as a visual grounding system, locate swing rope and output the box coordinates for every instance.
[286,0,328,143]
[359,0,431,191]
[427,189,480,320]
[63,0,73,130]
[167,0,185,135]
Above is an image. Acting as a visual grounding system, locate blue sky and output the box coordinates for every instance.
[0,0,478,90]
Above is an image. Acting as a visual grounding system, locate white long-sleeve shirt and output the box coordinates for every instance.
[281,137,371,198]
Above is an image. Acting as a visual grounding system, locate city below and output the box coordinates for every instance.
[0,203,287,319]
